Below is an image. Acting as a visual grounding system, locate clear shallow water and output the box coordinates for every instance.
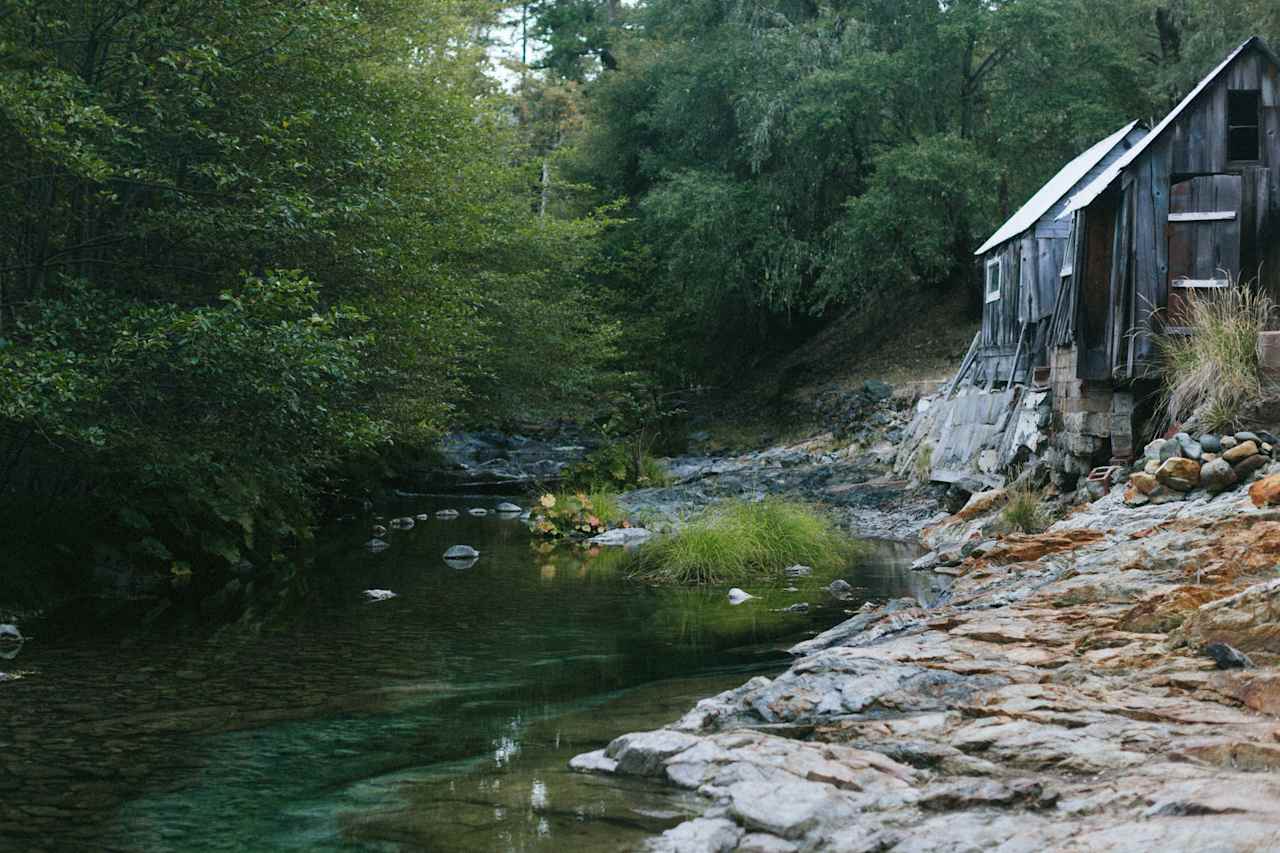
[0,496,936,852]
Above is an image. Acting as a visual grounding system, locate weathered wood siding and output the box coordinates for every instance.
[1065,43,1280,382]
[977,125,1146,387]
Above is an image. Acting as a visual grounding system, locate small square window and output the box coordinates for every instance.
[985,258,1001,303]
[1228,90,1261,162]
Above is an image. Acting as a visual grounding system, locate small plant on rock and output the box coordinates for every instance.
[1001,485,1050,534]
[528,491,627,539]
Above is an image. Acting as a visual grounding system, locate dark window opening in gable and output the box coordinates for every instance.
[1228,90,1261,162]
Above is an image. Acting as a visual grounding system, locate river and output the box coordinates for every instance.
[0,495,939,852]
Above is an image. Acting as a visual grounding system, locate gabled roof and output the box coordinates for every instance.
[1060,36,1280,219]
[975,121,1143,256]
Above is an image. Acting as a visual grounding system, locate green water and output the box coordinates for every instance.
[0,496,935,852]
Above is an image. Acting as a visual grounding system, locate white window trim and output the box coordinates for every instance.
[985,257,1002,303]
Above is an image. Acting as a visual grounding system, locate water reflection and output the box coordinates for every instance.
[1,496,932,852]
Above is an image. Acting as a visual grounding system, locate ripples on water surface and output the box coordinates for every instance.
[1,497,938,851]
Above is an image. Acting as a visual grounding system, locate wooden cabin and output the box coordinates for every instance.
[971,121,1146,387]
[1053,36,1280,385]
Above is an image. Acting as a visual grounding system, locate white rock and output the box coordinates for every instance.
[363,589,397,602]
[468,508,489,517]
[435,509,460,518]
[496,502,523,513]
[728,588,755,605]
[588,527,655,546]
[568,749,618,774]
[444,545,479,559]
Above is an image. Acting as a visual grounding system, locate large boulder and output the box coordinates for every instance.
[1175,432,1203,461]
[1129,472,1159,495]
[1156,457,1201,492]
[1199,458,1238,494]
[1223,440,1259,464]
[1234,454,1268,481]
[1249,475,1280,507]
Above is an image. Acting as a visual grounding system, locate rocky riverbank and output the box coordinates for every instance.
[572,474,1280,851]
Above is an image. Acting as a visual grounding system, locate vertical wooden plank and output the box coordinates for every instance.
[1193,177,1213,280]
[1209,79,1228,172]
[1216,174,1242,279]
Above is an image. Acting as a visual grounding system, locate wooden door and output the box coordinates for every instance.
[1167,174,1242,328]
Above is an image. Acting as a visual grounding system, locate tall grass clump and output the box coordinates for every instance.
[1001,484,1049,534]
[624,498,865,585]
[1154,283,1276,434]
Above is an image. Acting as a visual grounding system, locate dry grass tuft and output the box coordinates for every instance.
[1153,283,1276,434]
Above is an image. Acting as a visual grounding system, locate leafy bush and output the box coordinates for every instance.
[562,444,671,492]
[528,491,628,539]
[1154,284,1276,434]
[623,499,865,585]
[0,273,382,598]
[1001,486,1050,534]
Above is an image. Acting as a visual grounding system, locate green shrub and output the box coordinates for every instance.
[1002,486,1049,534]
[528,490,628,539]
[1154,284,1276,434]
[623,498,865,585]
[563,443,671,492]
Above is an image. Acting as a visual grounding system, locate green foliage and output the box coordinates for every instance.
[528,490,628,538]
[1002,486,1051,534]
[563,444,671,492]
[1153,284,1276,434]
[623,498,865,585]
[0,0,620,604]
[563,0,1152,374]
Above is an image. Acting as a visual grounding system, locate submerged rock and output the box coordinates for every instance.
[496,502,523,513]
[467,508,489,517]
[435,509,460,518]
[444,545,479,560]
[827,579,854,596]
[365,538,390,552]
[389,516,415,530]
[728,588,755,605]
[0,624,23,661]
[363,589,397,602]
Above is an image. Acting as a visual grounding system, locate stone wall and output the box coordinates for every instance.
[1045,345,1137,481]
